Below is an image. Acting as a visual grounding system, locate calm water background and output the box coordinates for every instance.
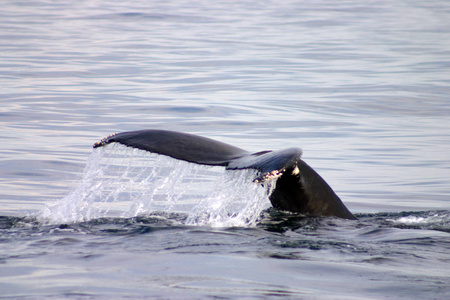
[1,0,449,299]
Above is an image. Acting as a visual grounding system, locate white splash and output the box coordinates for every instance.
[186,168,276,227]
[393,213,450,226]
[41,144,275,227]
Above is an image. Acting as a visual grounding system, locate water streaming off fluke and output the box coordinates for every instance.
[41,144,275,226]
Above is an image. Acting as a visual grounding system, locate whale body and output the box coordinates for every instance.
[94,129,357,220]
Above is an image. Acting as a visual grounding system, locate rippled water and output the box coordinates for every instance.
[1,0,449,299]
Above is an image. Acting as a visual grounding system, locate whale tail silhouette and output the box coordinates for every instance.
[94,130,357,220]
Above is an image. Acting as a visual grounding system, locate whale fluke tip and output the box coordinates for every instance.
[93,133,117,148]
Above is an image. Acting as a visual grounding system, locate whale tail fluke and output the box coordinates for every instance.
[94,129,357,220]
[94,129,248,166]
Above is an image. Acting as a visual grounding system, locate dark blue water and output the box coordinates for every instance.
[1,0,449,298]
[1,210,449,299]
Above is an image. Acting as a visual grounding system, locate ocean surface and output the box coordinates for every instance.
[1,0,449,299]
